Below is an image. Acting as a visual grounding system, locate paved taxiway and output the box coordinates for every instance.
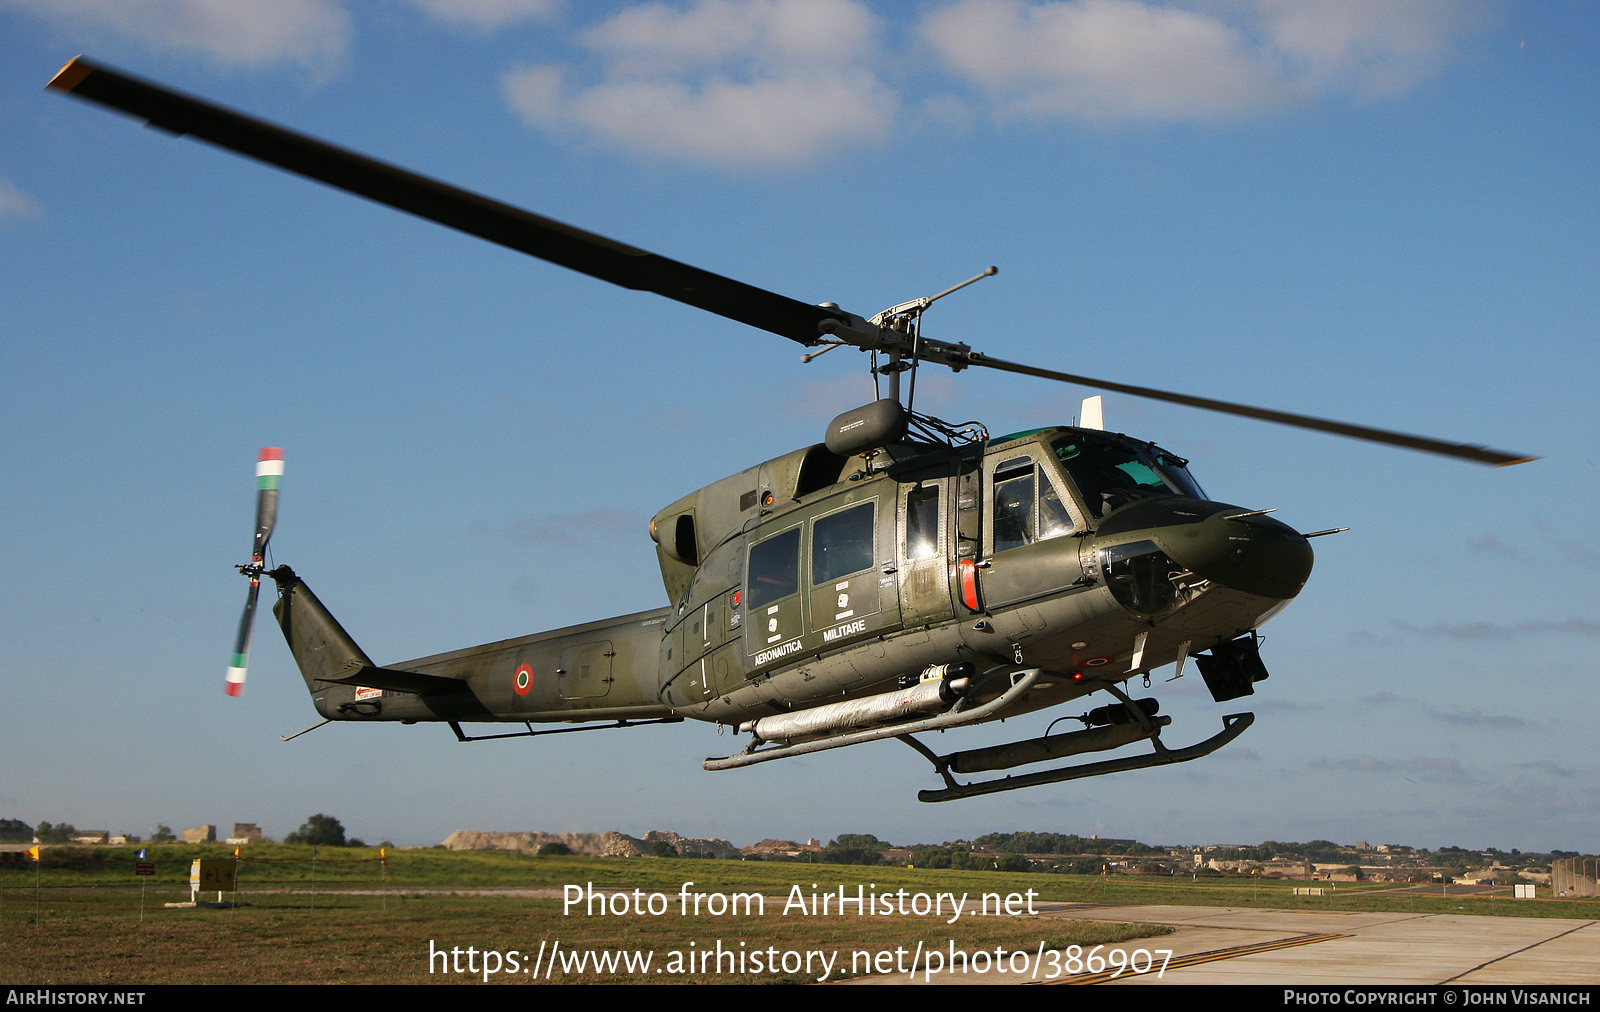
[847,903,1597,985]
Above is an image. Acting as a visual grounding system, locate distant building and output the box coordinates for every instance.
[226,823,264,845]
[182,825,216,844]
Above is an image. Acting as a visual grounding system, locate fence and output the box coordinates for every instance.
[1551,857,1598,897]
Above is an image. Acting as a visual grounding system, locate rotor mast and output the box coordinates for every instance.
[864,266,999,406]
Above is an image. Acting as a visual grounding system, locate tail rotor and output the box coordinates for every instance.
[226,447,284,697]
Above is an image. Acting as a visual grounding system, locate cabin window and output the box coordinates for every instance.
[905,485,939,560]
[746,527,800,610]
[812,501,875,584]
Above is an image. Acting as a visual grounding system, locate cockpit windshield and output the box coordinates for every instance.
[1050,433,1206,518]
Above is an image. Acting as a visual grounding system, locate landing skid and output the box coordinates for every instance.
[904,710,1253,803]
[705,669,1253,802]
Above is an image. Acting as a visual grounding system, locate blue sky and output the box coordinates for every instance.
[1,0,1595,853]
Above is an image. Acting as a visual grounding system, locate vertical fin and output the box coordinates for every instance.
[269,567,377,693]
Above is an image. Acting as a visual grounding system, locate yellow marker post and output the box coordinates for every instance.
[28,845,40,927]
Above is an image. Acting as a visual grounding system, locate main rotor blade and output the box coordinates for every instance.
[50,58,1535,468]
[970,354,1534,466]
[47,57,838,346]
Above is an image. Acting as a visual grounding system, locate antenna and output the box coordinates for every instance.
[1081,395,1104,430]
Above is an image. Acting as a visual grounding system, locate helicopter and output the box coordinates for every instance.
[48,57,1534,803]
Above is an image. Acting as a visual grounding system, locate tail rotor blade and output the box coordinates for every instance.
[226,580,259,697]
[227,447,283,697]
[253,447,283,557]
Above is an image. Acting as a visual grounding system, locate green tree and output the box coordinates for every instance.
[0,819,32,843]
[538,842,572,856]
[149,825,176,843]
[284,814,348,846]
[821,834,887,866]
[818,835,885,865]
[832,833,888,851]
[35,821,75,843]
[907,845,980,870]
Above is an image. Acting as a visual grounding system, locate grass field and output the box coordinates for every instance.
[2,846,1594,984]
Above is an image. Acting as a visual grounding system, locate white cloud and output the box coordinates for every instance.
[502,0,898,169]
[917,0,1482,124]
[1391,617,1600,640]
[3,0,351,75]
[1248,0,1481,97]
[408,0,560,31]
[0,178,44,221]
[920,0,1288,123]
[1309,754,1473,784]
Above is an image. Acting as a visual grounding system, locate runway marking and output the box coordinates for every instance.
[1047,931,1351,985]
[1437,920,1597,985]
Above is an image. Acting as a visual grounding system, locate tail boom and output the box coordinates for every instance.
[267,566,673,726]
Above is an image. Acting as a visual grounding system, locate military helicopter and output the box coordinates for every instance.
[49,57,1534,802]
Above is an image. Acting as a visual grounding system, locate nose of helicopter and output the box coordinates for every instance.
[1095,498,1314,602]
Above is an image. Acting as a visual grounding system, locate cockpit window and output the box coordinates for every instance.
[992,457,1078,553]
[1051,434,1205,518]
